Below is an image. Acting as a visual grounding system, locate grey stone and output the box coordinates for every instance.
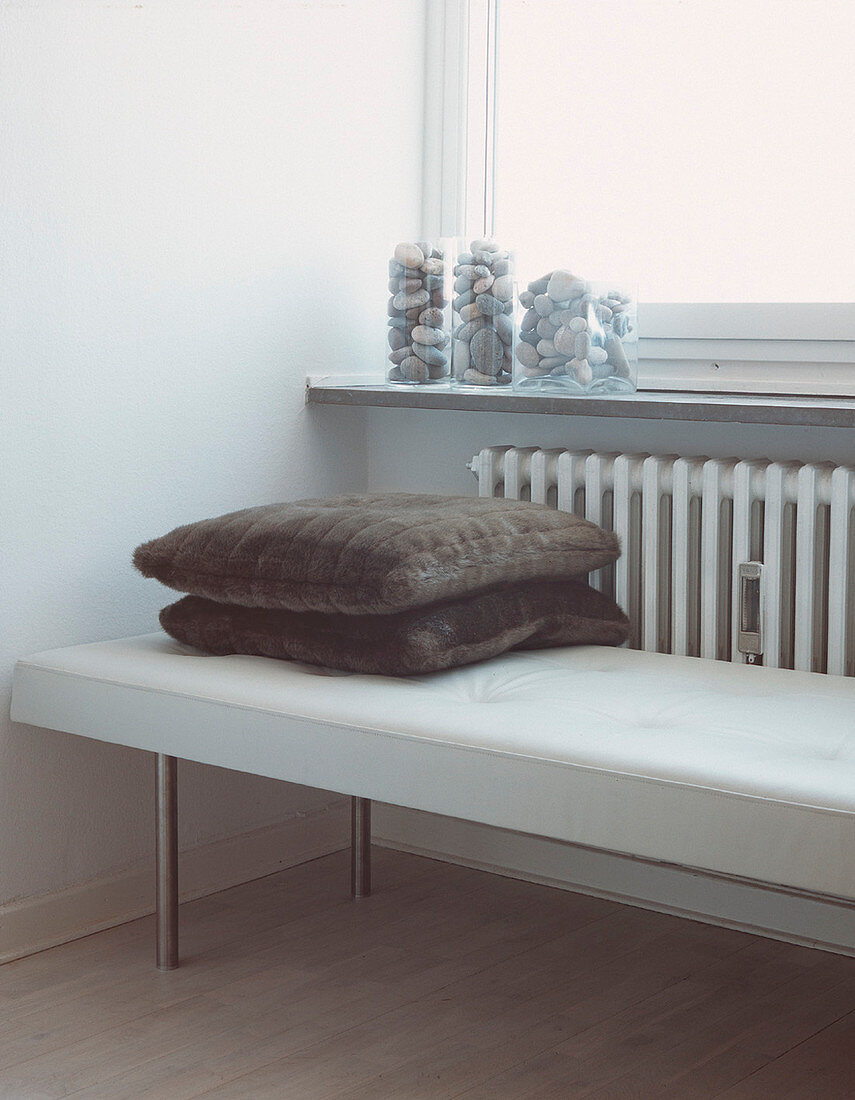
[393,288,430,311]
[431,290,448,308]
[473,274,494,294]
[492,259,511,277]
[534,294,553,317]
[387,316,410,330]
[419,306,445,328]
[470,326,504,375]
[547,270,586,302]
[519,290,535,308]
[605,334,631,377]
[420,257,445,276]
[537,318,558,340]
[405,305,422,320]
[569,357,593,386]
[388,328,409,351]
[394,242,424,269]
[389,259,405,278]
[575,331,592,359]
[456,317,486,343]
[423,274,445,291]
[536,338,556,357]
[492,274,514,302]
[588,346,608,365]
[387,365,404,382]
[515,341,542,369]
[519,329,539,346]
[453,290,475,311]
[399,356,429,383]
[476,293,504,316]
[463,367,500,386]
[553,326,576,356]
[527,273,552,295]
[387,298,403,317]
[470,250,494,266]
[428,363,449,379]
[454,273,474,294]
[540,355,570,371]
[470,237,499,253]
[412,325,448,348]
[459,303,482,322]
[457,252,475,265]
[388,346,410,365]
[495,312,513,345]
[521,308,538,333]
[412,343,448,367]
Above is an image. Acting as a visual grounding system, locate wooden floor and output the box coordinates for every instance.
[2,850,854,1099]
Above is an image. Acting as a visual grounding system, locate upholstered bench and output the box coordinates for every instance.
[11,632,855,969]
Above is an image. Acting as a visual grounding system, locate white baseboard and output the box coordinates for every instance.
[0,799,349,964]
[374,805,855,957]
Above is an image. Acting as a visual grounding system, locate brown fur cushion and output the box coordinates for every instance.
[159,580,630,676]
[134,493,621,614]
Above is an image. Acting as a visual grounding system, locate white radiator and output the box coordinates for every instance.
[469,447,855,676]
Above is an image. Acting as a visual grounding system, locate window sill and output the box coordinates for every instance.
[306,375,855,428]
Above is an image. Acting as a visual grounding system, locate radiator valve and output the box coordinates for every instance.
[737,561,764,662]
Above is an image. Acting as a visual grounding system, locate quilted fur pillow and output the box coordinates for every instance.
[134,493,621,614]
[159,580,630,676]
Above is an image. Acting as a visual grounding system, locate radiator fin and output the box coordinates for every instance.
[470,447,855,677]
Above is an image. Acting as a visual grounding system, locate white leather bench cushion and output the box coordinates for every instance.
[11,633,855,900]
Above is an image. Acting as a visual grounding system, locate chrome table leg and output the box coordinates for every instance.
[155,754,179,970]
[351,796,371,899]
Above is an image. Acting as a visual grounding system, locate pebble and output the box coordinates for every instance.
[492,274,514,302]
[570,358,594,386]
[387,316,410,330]
[605,333,630,377]
[463,367,500,386]
[423,274,444,291]
[412,325,448,348]
[568,316,588,333]
[527,273,552,296]
[547,270,585,302]
[454,274,474,294]
[388,328,408,351]
[420,257,445,276]
[393,288,430,311]
[453,290,475,311]
[399,356,429,383]
[412,342,448,367]
[476,293,504,317]
[419,306,445,327]
[552,327,576,356]
[470,250,495,266]
[470,327,504,375]
[537,318,558,340]
[534,294,554,317]
[473,274,495,294]
[519,329,539,346]
[536,338,557,358]
[521,308,539,332]
[588,346,608,365]
[470,237,499,253]
[459,303,482,322]
[492,259,511,277]
[456,317,487,342]
[495,312,514,345]
[394,243,424,269]
[519,290,535,308]
[457,252,475,265]
[540,356,569,371]
[575,331,592,359]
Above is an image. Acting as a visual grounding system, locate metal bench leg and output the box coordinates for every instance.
[351,796,371,899]
[155,754,179,970]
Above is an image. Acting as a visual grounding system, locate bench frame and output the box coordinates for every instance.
[154,753,371,970]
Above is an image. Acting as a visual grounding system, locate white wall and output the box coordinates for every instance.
[0,0,426,937]
[365,408,855,495]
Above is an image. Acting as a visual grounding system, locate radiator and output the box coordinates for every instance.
[469,447,855,676]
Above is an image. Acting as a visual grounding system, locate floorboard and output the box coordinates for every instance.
[0,850,852,1099]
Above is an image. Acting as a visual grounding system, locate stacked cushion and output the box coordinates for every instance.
[135,493,629,675]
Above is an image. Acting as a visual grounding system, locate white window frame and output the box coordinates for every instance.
[424,0,855,397]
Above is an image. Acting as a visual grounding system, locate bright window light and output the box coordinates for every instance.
[494,0,855,304]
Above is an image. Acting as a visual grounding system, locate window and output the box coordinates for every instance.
[431,0,855,395]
